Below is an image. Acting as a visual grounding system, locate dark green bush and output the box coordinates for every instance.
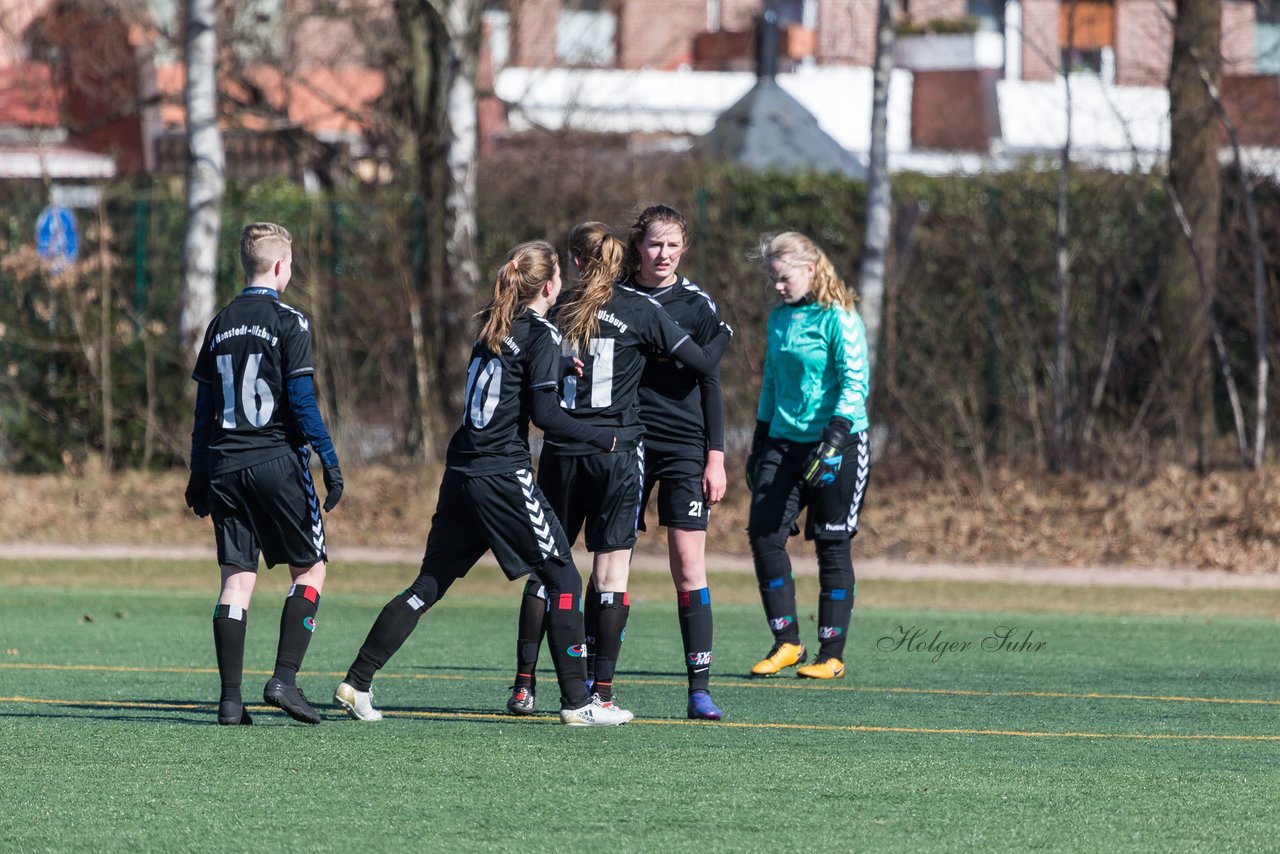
[1,150,1274,475]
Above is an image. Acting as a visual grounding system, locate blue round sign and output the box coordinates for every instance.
[36,206,78,272]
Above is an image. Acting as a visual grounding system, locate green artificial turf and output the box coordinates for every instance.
[1,561,1277,852]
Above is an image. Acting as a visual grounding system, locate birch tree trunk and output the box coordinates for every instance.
[179,0,224,355]
[858,0,895,379]
[395,0,482,454]
[1051,1,1076,473]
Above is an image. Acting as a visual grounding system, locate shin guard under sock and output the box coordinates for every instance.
[213,604,248,703]
[272,584,318,685]
[816,540,855,660]
[757,574,800,644]
[591,592,630,701]
[751,532,800,644]
[677,587,714,694]
[344,584,435,691]
[514,578,547,691]
[543,590,590,709]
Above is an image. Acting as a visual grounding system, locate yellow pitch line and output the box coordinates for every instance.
[4,661,1278,707]
[3,695,1279,741]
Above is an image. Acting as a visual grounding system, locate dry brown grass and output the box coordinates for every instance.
[3,458,1278,574]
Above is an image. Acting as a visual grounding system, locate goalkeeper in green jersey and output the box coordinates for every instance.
[745,232,870,680]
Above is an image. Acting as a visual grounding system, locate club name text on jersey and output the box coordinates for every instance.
[596,309,628,334]
[212,324,279,349]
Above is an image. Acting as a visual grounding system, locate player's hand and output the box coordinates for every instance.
[562,355,584,378]
[322,465,344,512]
[703,450,726,504]
[184,471,211,518]
[801,417,852,489]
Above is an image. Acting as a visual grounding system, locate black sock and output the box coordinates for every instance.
[751,531,801,645]
[591,591,630,702]
[272,584,319,686]
[677,587,714,694]
[344,582,437,692]
[816,539,855,661]
[514,578,547,691]
[583,575,599,682]
[544,588,590,709]
[213,603,248,704]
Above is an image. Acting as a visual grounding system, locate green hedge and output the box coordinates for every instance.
[0,154,1274,474]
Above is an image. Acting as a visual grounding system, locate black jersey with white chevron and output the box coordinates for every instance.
[445,309,562,475]
[632,276,723,454]
[191,289,315,475]
[546,285,692,456]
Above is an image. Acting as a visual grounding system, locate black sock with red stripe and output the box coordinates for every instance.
[677,587,714,694]
[514,577,547,692]
[543,588,590,709]
[272,584,319,686]
[213,603,248,704]
[591,591,630,702]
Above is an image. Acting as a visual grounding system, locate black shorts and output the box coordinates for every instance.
[210,449,327,570]
[746,431,870,542]
[538,446,643,552]
[639,448,709,532]
[420,467,571,582]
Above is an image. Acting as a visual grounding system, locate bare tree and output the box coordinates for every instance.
[392,0,483,456]
[858,0,895,381]
[1051,1,1078,473]
[1191,58,1269,468]
[1164,0,1222,469]
[179,0,224,355]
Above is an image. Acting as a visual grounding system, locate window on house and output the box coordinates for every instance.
[1059,0,1114,76]
[556,0,617,67]
[968,0,1003,33]
[1258,1,1280,75]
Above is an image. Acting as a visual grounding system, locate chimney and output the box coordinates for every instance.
[756,5,779,81]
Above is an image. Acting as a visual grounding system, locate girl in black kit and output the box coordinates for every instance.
[506,221,731,716]
[627,205,728,720]
[333,241,632,726]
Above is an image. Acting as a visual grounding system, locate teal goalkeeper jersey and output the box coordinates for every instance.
[756,299,870,442]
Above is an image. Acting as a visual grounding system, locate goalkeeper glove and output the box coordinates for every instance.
[322,465,344,512]
[745,420,769,492]
[801,417,852,489]
[185,471,210,518]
